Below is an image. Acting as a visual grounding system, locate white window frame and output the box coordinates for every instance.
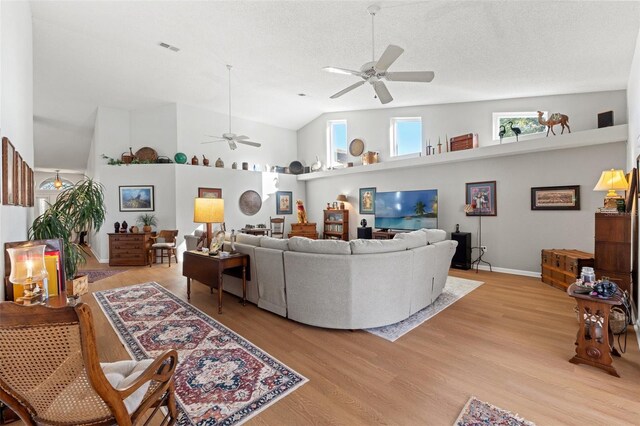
[492,111,548,142]
[326,119,347,167]
[390,117,423,157]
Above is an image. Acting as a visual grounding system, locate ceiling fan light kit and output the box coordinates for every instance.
[324,4,434,104]
[203,65,261,150]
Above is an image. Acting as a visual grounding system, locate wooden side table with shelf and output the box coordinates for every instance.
[323,209,349,240]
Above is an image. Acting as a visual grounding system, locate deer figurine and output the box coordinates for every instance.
[537,111,570,136]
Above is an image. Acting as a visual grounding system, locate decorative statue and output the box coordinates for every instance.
[121,220,128,233]
[230,229,236,253]
[506,121,521,142]
[296,199,308,224]
[114,221,120,233]
[537,111,571,136]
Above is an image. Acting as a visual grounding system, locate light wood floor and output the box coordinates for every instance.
[77,257,640,425]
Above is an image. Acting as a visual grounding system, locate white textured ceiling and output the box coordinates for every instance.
[31,0,640,171]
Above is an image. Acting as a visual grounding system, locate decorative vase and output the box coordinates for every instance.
[203,155,210,166]
[174,152,187,164]
[130,225,139,233]
[232,162,238,169]
[191,155,199,165]
[143,225,152,233]
[114,221,120,233]
[215,157,224,168]
[242,162,249,170]
[121,220,128,233]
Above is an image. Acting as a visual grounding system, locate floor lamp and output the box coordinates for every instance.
[193,197,225,249]
[467,201,492,273]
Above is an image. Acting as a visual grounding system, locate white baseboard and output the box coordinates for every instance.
[474,264,540,278]
[89,246,109,263]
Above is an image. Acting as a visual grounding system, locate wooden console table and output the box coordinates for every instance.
[288,222,317,239]
[567,283,622,377]
[182,251,250,314]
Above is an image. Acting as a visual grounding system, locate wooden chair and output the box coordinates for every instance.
[270,217,285,239]
[0,302,178,426]
[148,230,178,267]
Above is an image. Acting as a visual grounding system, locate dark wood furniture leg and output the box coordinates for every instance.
[218,268,224,314]
[187,277,191,300]
[242,264,247,306]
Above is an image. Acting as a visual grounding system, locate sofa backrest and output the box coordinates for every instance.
[350,239,408,254]
[260,236,289,251]
[236,233,263,246]
[288,237,351,254]
[392,230,427,249]
[421,229,446,244]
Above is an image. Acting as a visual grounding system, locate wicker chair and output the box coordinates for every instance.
[0,302,178,426]
[148,230,179,267]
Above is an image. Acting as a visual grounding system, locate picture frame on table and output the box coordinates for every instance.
[2,137,15,205]
[198,187,222,198]
[276,191,292,215]
[359,187,376,214]
[465,181,497,216]
[119,185,155,212]
[531,185,580,210]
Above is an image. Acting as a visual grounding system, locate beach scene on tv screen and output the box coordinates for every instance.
[375,190,438,230]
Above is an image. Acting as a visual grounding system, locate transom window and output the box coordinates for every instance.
[38,177,73,190]
[327,120,348,166]
[390,117,422,157]
[492,111,547,141]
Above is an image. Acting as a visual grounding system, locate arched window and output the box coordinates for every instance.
[38,177,74,191]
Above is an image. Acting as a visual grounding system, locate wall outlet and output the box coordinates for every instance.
[481,245,487,252]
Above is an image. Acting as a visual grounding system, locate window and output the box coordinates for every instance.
[492,112,547,141]
[38,177,73,190]
[327,120,348,166]
[391,117,422,157]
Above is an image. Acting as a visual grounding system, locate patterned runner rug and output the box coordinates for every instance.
[83,269,127,283]
[365,276,484,342]
[454,396,536,425]
[95,282,307,425]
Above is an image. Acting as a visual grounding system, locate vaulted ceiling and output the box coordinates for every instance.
[31,1,640,171]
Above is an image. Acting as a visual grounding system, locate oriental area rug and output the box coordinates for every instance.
[84,269,127,283]
[95,282,307,425]
[365,276,484,342]
[454,396,536,426]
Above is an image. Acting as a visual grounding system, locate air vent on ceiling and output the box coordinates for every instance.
[159,42,180,52]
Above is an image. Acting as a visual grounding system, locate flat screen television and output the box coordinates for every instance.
[374,189,438,231]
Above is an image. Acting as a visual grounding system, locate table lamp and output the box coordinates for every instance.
[193,198,224,248]
[336,194,348,210]
[593,169,628,209]
[6,244,49,304]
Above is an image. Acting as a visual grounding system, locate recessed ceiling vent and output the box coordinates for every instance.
[159,42,180,52]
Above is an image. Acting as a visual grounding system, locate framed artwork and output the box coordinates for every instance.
[198,187,222,198]
[119,185,155,212]
[531,185,580,210]
[465,181,497,216]
[14,152,23,206]
[276,191,292,215]
[23,162,30,207]
[359,187,376,214]
[2,137,15,205]
[29,167,35,206]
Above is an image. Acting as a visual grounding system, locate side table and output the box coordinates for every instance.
[567,283,622,377]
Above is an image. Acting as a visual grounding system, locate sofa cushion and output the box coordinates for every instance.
[236,233,263,246]
[421,229,446,243]
[260,236,289,251]
[392,230,427,249]
[350,239,408,254]
[288,237,351,254]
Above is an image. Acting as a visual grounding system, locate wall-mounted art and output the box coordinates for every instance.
[531,185,580,210]
[359,187,376,214]
[276,191,292,215]
[198,187,222,198]
[119,185,155,212]
[14,152,23,206]
[2,137,15,205]
[465,181,497,216]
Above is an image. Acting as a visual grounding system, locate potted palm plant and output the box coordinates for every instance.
[137,213,157,233]
[29,177,106,294]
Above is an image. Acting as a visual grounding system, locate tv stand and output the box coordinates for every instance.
[372,230,404,240]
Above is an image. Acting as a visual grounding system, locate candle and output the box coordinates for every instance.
[25,259,33,280]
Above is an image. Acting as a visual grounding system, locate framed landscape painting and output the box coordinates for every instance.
[198,187,222,198]
[531,185,580,210]
[359,187,376,214]
[2,137,15,205]
[119,185,154,212]
[465,181,497,216]
[276,191,292,214]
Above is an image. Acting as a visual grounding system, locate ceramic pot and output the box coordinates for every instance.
[143,225,152,233]
[174,152,187,164]
[215,157,224,168]
[203,155,210,166]
[242,162,249,170]
[232,162,238,169]
[130,225,139,233]
[191,155,199,165]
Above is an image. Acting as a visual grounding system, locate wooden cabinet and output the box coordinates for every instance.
[541,249,594,291]
[372,230,402,239]
[288,223,318,239]
[323,210,349,241]
[594,213,632,294]
[109,233,154,266]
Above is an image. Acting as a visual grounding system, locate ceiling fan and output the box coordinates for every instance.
[323,4,435,105]
[203,65,261,150]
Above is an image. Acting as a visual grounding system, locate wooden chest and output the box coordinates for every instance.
[109,233,154,266]
[450,133,475,151]
[541,248,594,290]
[288,223,318,239]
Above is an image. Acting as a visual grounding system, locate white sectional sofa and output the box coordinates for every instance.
[218,229,458,329]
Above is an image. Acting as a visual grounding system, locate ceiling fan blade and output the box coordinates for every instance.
[330,81,365,99]
[236,140,262,148]
[373,81,393,104]
[323,66,363,77]
[228,140,238,150]
[201,138,226,144]
[375,45,404,71]
[235,135,249,140]
[386,71,435,82]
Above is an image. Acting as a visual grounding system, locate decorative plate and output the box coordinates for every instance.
[289,161,304,175]
[135,147,158,162]
[349,138,365,156]
[239,190,262,216]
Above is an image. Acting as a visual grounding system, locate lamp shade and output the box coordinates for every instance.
[6,245,48,284]
[336,194,348,202]
[194,198,224,223]
[593,169,628,195]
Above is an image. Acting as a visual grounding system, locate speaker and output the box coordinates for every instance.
[598,111,613,128]
[451,232,471,270]
[357,227,372,239]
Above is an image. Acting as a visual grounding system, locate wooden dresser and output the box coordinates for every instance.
[594,212,632,294]
[288,223,318,239]
[109,233,154,266]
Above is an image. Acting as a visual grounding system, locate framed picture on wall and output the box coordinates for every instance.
[14,152,23,206]
[465,181,497,216]
[119,185,155,212]
[359,187,376,214]
[531,185,580,210]
[198,187,222,198]
[23,161,30,207]
[2,137,15,205]
[276,191,292,215]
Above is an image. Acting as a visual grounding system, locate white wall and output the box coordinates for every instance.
[298,91,627,167]
[130,104,177,159]
[0,1,33,301]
